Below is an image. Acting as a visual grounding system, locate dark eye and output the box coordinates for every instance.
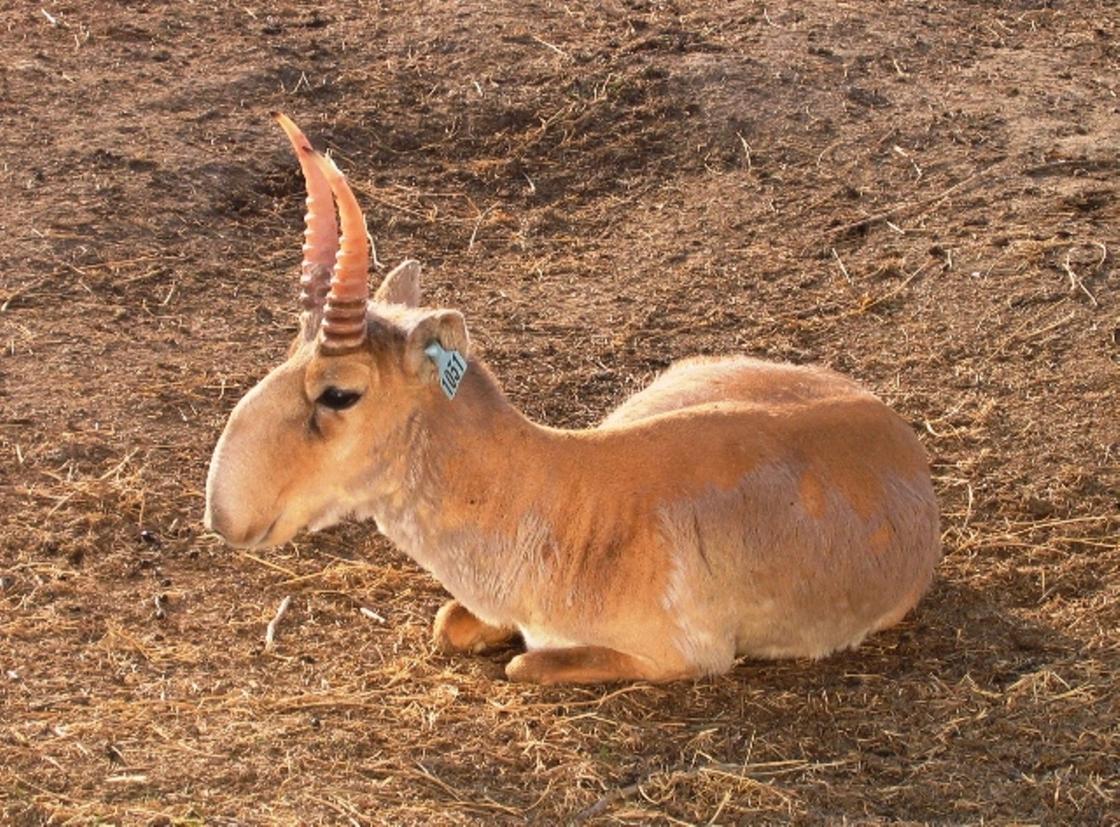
[316,387,362,411]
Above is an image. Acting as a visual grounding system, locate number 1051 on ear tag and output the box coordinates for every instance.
[424,342,468,400]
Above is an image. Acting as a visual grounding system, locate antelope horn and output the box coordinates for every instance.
[310,150,370,352]
[271,112,337,314]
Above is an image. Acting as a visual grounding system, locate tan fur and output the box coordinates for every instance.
[206,267,941,684]
[433,600,517,654]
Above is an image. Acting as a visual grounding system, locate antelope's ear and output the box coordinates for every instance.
[404,309,470,380]
[375,259,421,308]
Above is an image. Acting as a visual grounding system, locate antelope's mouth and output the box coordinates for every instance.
[211,513,283,550]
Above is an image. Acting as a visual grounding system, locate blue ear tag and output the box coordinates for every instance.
[423,341,468,400]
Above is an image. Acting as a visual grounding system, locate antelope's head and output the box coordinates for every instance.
[204,114,470,548]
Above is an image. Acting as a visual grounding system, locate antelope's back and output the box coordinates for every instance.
[601,355,867,427]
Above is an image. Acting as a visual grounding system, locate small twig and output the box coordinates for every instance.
[706,790,733,825]
[265,595,293,650]
[1092,241,1108,270]
[572,778,646,822]
[736,132,752,170]
[467,205,495,252]
[831,247,852,283]
[571,759,834,822]
[1024,158,1119,177]
[531,34,569,60]
[106,774,148,784]
[892,144,923,179]
[825,158,1004,238]
[309,795,365,827]
[239,551,299,579]
[1002,310,1078,352]
[359,606,386,624]
[816,139,842,167]
[153,593,167,620]
[1061,251,1099,307]
[0,279,47,313]
[858,261,929,313]
[98,448,139,481]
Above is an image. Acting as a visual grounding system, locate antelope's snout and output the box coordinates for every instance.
[204,424,282,549]
[204,361,310,549]
[202,487,277,549]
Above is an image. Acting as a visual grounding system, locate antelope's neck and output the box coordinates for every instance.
[368,364,568,625]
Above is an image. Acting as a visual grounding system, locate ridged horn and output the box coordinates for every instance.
[271,112,337,315]
[310,150,370,353]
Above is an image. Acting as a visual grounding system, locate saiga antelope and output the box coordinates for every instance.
[204,114,941,685]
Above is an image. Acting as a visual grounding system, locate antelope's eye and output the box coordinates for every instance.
[316,387,362,411]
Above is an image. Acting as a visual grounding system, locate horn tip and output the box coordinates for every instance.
[273,112,316,155]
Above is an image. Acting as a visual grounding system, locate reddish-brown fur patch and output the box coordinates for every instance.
[869,521,895,555]
[799,471,828,519]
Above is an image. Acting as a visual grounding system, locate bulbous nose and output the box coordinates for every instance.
[204,479,265,547]
[203,497,238,543]
[203,499,274,548]
[205,433,258,546]
[204,360,303,549]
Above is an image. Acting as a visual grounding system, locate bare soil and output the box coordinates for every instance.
[2,0,1118,823]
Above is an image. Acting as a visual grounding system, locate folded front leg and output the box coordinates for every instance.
[432,599,518,654]
[506,646,682,685]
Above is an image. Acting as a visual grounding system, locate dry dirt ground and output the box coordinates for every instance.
[2,0,1118,823]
